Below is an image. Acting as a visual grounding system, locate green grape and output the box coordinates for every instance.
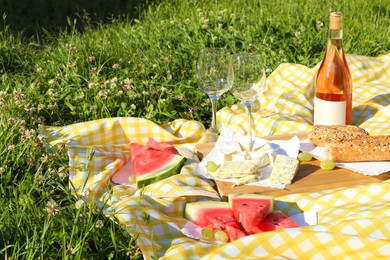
[200,226,213,241]
[128,176,135,184]
[320,159,335,170]
[298,152,313,162]
[206,161,218,172]
[213,229,229,243]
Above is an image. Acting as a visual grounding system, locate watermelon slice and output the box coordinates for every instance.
[130,142,148,159]
[130,138,185,188]
[228,194,274,234]
[184,201,246,241]
[250,211,299,233]
[146,138,177,153]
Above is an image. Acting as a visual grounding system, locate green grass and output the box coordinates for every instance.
[0,0,389,258]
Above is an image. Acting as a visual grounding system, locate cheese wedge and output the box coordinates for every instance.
[213,159,263,179]
[269,154,299,185]
[252,152,271,167]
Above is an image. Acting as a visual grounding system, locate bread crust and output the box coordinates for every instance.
[325,135,390,162]
[309,125,369,146]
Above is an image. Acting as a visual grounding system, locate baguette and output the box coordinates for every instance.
[325,135,390,162]
[309,125,369,146]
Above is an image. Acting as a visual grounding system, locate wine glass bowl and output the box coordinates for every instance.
[196,48,230,134]
[228,53,266,137]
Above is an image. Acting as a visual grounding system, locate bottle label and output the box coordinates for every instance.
[314,97,346,125]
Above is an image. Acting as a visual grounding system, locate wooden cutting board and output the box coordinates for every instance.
[195,132,390,198]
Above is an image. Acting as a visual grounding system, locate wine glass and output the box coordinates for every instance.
[196,48,230,134]
[228,53,266,137]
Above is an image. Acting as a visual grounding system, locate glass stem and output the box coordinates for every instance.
[210,96,219,131]
[245,102,253,136]
[245,102,253,151]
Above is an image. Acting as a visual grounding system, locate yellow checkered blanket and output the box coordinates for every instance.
[43,54,390,259]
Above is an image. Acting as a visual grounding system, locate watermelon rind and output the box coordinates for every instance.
[184,201,228,221]
[136,155,185,188]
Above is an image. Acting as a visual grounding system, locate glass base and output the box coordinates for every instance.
[206,127,220,136]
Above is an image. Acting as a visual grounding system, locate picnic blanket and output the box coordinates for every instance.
[42,53,390,259]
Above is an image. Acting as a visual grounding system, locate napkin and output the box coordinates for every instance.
[194,128,301,189]
[300,140,390,176]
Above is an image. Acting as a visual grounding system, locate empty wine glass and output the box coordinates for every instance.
[196,48,230,134]
[228,53,266,137]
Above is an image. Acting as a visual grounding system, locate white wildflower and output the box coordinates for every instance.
[46,200,61,216]
[75,199,84,209]
[7,117,16,125]
[166,71,172,81]
[88,82,97,89]
[95,220,104,228]
[48,79,57,86]
[36,67,43,73]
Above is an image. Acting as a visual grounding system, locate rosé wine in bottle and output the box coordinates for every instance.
[314,12,352,125]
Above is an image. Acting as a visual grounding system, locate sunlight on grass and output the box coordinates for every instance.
[0,0,389,258]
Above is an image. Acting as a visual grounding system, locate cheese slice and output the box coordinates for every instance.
[232,174,263,187]
[251,152,271,167]
[231,150,251,161]
[213,159,263,179]
[269,154,299,185]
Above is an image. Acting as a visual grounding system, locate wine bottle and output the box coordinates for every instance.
[314,12,352,125]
